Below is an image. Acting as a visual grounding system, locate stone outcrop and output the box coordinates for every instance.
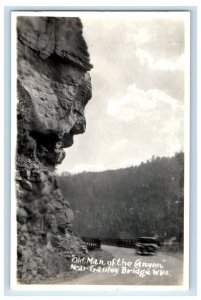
[16,17,92,282]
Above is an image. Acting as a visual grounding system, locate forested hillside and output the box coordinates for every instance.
[56,152,184,244]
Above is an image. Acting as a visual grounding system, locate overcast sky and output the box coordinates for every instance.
[56,12,189,174]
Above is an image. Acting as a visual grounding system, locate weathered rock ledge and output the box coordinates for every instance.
[16,17,92,282]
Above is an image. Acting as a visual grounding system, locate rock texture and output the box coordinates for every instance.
[16,17,92,282]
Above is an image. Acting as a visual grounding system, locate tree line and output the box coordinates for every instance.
[56,152,184,245]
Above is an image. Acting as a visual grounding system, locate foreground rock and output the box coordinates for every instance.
[16,16,92,283]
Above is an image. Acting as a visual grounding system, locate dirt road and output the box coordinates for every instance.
[52,245,183,286]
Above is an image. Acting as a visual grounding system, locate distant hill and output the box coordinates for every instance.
[56,152,184,244]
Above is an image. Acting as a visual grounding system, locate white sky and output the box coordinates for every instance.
[56,12,189,174]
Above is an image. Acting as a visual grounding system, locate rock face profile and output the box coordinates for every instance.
[16,17,92,282]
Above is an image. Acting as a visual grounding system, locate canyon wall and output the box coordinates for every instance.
[16,16,92,282]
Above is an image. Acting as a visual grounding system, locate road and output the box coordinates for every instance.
[51,245,184,286]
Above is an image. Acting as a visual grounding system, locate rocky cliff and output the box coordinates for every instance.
[16,17,92,283]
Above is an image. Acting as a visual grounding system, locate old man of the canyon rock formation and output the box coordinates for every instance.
[16,16,93,282]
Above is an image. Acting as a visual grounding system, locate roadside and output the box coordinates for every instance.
[33,245,183,286]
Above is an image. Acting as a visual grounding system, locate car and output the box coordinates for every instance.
[135,237,161,255]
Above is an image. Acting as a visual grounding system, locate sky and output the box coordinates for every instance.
[56,12,189,174]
